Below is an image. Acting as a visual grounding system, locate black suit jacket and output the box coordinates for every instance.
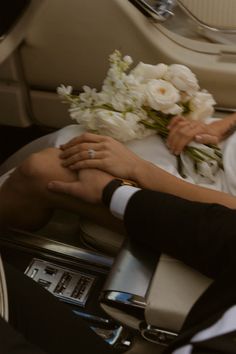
[123,189,236,353]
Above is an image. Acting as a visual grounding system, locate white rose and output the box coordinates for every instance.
[94,110,153,142]
[131,62,168,83]
[164,64,199,94]
[95,110,137,141]
[187,91,216,121]
[145,79,182,115]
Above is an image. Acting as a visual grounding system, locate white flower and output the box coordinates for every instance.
[131,62,168,83]
[123,55,133,65]
[187,91,216,121]
[197,161,218,182]
[57,84,73,96]
[69,108,98,130]
[96,110,137,141]
[94,109,153,142]
[145,79,182,115]
[79,86,99,106]
[164,64,199,94]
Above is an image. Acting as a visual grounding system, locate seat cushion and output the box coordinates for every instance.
[79,218,124,256]
[145,254,212,332]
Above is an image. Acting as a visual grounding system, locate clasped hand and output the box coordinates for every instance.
[167,116,226,155]
[59,132,143,179]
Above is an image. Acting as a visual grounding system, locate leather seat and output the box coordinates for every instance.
[79,219,124,256]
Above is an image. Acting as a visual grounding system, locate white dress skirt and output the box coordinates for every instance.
[0,123,235,195]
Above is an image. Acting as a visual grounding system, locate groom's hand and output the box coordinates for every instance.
[48,169,114,204]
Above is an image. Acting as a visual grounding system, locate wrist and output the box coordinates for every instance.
[133,160,153,188]
[102,178,138,207]
[221,114,236,139]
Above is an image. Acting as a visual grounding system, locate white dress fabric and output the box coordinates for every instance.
[0,122,235,195]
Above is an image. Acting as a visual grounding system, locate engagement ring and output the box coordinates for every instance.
[88,148,95,159]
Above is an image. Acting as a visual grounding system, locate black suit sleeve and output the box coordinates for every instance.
[123,189,236,279]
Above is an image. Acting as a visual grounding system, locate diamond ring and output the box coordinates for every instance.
[88,148,96,159]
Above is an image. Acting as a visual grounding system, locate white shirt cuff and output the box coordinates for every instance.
[110,185,140,220]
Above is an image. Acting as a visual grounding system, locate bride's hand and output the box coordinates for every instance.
[167,114,236,155]
[59,132,142,180]
[195,115,236,144]
[167,116,209,155]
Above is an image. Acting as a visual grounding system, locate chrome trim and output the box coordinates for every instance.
[215,107,236,113]
[102,241,159,298]
[101,290,146,309]
[91,325,133,349]
[177,0,236,34]
[131,0,176,22]
[140,322,178,346]
[73,309,112,325]
[0,228,113,269]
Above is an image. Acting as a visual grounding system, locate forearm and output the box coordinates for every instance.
[210,112,236,141]
[132,160,236,209]
[123,189,236,278]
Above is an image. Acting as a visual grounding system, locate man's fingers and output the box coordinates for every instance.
[48,181,82,197]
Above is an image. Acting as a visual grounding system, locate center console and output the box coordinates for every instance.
[0,228,132,351]
[100,240,212,346]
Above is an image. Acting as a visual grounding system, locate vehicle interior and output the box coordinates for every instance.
[0,0,236,352]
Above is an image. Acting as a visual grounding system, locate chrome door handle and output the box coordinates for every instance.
[131,0,176,21]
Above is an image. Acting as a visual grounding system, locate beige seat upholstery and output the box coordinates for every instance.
[145,254,212,333]
[80,219,124,256]
[80,219,211,333]
[100,244,212,345]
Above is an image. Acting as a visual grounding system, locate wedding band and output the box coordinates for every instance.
[88,148,95,159]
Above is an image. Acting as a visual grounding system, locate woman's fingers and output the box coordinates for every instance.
[58,132,140,179]
[60,142,100,159]
[61,150,105,168]
[60,132,105,150]
[195,134,219,145]
[167,121,207,155]
[67,158,104,171]
[60,144,82,159]
[173,125,204,154]
[167,121,189,152]
[167,116,186,130]
[59,134,115,168]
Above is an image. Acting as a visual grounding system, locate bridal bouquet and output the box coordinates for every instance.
[58,50,223,179]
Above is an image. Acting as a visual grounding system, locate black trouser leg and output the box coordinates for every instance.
[4,263,112,354]
[125,190,236,278]
[0,314,46,354]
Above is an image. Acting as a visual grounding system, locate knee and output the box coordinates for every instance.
[3,147,77,201]
[19,147,77,185]
[19,148,61,183]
